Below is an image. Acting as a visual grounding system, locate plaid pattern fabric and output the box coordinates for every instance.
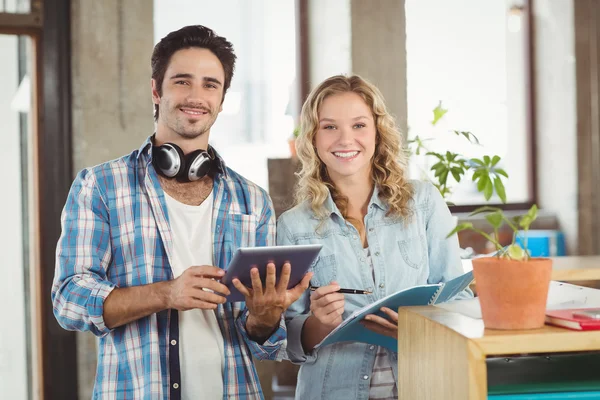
[52,137,284,399]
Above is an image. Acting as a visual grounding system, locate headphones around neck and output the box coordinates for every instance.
[152,142,223,182]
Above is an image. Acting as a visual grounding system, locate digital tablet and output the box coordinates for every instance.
[221,244,323,302]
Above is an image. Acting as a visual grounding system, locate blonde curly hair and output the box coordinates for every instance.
[295,74,414,223]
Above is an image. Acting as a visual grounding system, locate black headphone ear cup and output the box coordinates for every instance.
[185,150,212,181]
[153,143,186,178]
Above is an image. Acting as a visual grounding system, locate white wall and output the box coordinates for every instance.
[0,34,28,399]
[534,0,578,254]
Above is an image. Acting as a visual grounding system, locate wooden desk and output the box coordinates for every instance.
[461,256,600,282]
[550,256,600,281]
[397,306,600,400]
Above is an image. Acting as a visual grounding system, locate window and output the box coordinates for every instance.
[405,0,533,207]
[0,0,31,13]
[0,33,36,400]
[154,0,298,190]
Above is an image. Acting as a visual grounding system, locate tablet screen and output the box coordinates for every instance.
[222,244,323,302]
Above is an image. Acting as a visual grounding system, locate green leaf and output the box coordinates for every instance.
[491,155,501,167]
[451,169,461,182]
[431,101,448,125]
[454,131,480,145]
[527,204,538,220]
[484,178,493,200]
[494,176,507,203]
[450,167,464,182]
[483,155,491,165]
[495,168,509,178]
[485,211,504,229]
[446,222,473,238]
[431,161,445,172]
[426,151,445,161]
[471,158,485,166]
[477,175,489,192]
[518,204,538,230]
[507,244,526,261]
[439,170,449,186]
[519,216,532,228]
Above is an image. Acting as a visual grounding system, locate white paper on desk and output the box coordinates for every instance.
[435,281,600,319]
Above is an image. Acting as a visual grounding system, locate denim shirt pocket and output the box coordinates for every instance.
[398,234,427,269]
[309,253,338,287]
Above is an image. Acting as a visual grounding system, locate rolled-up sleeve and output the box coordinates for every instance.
[236,310,287,361]
[51,169,116,337]
[277,217,318,364]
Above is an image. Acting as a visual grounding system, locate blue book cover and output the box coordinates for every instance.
[314,270,474,351]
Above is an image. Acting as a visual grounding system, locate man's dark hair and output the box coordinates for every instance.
[151,25,237,121]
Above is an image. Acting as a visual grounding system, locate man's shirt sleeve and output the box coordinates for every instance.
[236,192,286,361]
[51,169,116,337]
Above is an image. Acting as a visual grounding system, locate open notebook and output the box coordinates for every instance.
[314,270,474,351]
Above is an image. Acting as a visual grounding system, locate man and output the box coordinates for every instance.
[52,25,311,400]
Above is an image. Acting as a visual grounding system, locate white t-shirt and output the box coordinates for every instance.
[164,191,225,400]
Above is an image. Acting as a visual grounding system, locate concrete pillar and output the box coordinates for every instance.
[351,0,408,135]
[71,0,154,172]
[70,1,154,397]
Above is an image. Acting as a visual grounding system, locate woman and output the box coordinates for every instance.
[278,75,470,399]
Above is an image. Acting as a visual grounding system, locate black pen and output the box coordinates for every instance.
[309,286,372,295]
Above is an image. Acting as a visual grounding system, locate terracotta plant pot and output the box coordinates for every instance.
[288,138,297,159]
[473,257,552,330]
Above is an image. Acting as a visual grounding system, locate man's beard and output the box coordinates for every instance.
[166,103,217,139]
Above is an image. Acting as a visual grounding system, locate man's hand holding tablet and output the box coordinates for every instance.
[223,244,322,342]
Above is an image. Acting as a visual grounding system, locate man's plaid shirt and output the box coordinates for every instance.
[52,137,284,399]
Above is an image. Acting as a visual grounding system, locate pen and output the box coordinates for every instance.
[309,286,372,295]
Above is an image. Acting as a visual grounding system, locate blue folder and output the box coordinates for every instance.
[314,269,474,351]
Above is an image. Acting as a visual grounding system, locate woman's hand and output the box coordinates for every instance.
[309,281,345,330]
[361,307,398,339]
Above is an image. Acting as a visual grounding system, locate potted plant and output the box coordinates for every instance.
[407,101,509,204]
[447,204,552,330]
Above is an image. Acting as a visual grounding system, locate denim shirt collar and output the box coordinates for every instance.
[322,184,388,219]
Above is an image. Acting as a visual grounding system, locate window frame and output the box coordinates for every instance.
[0,1,76,399]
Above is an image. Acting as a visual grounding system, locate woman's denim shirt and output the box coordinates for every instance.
[277,180,472,400]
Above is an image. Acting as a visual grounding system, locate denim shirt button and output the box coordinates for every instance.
[360,257,366,262]
[379,283,385,289]
[369,345,375,350]
[362,375,369,380]
[375,251,380,256]
[369,228,374,232]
